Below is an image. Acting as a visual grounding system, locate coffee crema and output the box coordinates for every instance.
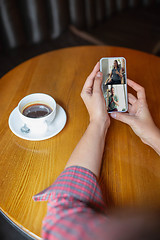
[22,103,52,118]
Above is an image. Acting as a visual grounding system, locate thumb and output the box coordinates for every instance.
[93,72,103,94]
[110,112,133,125]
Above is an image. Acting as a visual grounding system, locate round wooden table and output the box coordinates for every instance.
[0,46,160,239]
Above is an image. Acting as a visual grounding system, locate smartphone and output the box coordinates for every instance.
[100,57,128,113]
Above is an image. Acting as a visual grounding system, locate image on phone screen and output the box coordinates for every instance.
[100,57,128,113]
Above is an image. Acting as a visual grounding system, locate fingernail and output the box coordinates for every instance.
[110,113,117,118]
[97,72,102,77]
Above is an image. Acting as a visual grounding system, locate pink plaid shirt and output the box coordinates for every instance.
[33,166,109,240]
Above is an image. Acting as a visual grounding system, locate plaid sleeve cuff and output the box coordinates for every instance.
[33,166,104,206]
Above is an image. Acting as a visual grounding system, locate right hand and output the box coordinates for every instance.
[110,79,159,146]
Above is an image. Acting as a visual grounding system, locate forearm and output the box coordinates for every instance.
[145,127,160,155]
[119,70,122,78]
[65,121,108,177]
[114,101,119,106]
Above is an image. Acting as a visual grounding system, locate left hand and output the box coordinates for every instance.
[81,62,110,128]
[115,70,119,75]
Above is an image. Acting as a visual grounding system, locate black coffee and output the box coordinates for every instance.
[22,103,52,118]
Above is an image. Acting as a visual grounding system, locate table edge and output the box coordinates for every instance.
[0,208,41,240]
[1,45,160,80]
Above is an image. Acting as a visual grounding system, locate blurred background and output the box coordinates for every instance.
[0,0,160,239]
[0,0,160,78]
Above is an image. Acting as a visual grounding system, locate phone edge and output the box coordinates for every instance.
[99,57,128,114]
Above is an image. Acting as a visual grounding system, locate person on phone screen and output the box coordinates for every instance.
[105,60,123,85]
[33,62,160,240]
[108,87,119,111]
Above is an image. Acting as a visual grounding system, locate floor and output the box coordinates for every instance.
[0,4,160,240]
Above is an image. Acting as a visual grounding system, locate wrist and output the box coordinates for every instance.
[141,126,160,154]
[89,119,109,135]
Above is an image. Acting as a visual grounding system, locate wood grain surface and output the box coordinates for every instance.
[0,46,160,238]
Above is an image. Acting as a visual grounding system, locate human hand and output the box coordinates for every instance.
[110,79,160,147]
[112,98,116,103]
[81,62,110,128]
[104,78,108,85]
[115,70,119,75]
[105,78,110,85]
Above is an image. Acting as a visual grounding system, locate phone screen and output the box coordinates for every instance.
[100,57,128,113]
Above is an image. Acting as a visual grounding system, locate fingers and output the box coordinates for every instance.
[93,71,103,94]
[82,62,100,91]
[128,93,137,105]
[110,112,133,125]
[127,79,146,100]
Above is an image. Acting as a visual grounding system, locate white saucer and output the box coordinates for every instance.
[8,104,67,141]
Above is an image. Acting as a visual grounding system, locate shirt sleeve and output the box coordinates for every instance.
[33,166,104,206]
[33,166,107,240]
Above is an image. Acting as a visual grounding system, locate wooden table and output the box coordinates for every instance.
[0,46,160,239]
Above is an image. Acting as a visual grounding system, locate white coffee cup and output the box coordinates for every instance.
[18,93,56,134]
